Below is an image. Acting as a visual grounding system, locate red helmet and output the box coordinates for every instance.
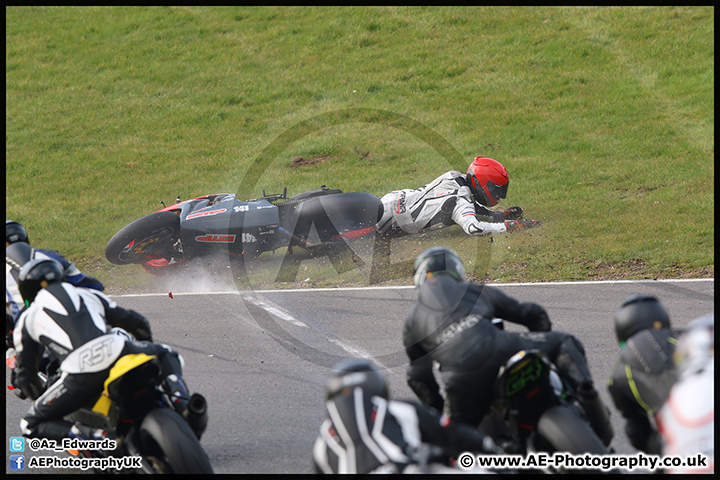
[466,157,509,207]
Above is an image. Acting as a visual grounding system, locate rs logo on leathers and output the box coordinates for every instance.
[77,336,116,372]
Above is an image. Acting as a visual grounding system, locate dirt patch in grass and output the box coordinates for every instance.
[290,155,332,168]
[590,258,649,280]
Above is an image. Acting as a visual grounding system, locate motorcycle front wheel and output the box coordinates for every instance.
[533,405,615,473]
[535,405,608,455]
[105,212,181,265]
[137,408,214,474]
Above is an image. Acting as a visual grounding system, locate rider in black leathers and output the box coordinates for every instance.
[312,358,499,474]
[12,258,207,442]
[607,295,679,454]
[403,247,614,446]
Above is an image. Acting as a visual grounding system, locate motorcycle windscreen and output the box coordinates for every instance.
[498,351,561,428]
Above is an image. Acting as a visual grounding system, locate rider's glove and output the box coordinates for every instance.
[520,218,543,228]
[520,302,552,332]
[127,310,153,342]
[10,370,27,399]
[12,372,42,401]
[504,220,520,232]
[502,206,524,220]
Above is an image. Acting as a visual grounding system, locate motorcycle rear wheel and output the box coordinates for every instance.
[138,408,214,474]
[105,212,181,265]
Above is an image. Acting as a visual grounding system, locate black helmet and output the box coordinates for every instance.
[18,258,65,304]
[6,242,34,280]
[613,294,670,344]
[326,358,388,401]
[413,246,465,288]
[6,220,29,246]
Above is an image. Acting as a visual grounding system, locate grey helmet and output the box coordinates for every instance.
[413,246,466,288]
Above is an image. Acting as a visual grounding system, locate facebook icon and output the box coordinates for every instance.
[10,454,25,470]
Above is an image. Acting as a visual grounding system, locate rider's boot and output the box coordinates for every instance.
[576,381,614,447]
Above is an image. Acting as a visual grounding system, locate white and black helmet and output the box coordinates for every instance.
[325,358,388,401]
[412,246,466,288]
[674,313,713,376]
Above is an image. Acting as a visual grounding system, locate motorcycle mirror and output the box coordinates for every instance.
[160,201,166,208]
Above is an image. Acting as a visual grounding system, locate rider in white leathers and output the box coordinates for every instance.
[375,157,541,239]
[656,314,714,474]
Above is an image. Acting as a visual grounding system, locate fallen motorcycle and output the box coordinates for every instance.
[105,186,383,275]
[487,349,613,474]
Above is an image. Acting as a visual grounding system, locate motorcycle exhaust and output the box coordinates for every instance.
[184,393,208,440]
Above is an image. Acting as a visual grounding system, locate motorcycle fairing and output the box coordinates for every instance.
[86,353,161,417]
[180,197,280,258]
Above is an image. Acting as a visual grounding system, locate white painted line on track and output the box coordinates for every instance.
[109,278,714,298]
[327,338,390,370]
[239,292,308,328]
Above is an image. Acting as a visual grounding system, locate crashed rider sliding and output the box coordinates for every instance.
[375,157,542,238]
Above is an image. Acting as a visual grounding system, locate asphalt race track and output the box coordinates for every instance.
[5,278,714,474]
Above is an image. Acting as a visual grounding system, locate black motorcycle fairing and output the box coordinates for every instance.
[280,192,382,248]
[179,197,281,259]
[105,187,381,272]
[491,349,612,469]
